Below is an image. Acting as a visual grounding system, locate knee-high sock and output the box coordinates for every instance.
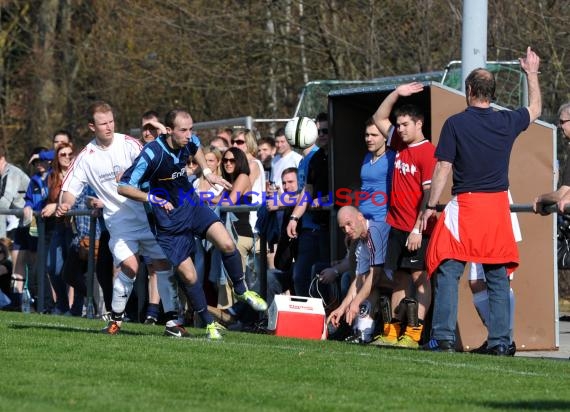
[509,287,515,343]
[472,289,490,327]
[182,282,214,326]
[156,269,179,319]
[221,249,247,295]
[111,271,135,317]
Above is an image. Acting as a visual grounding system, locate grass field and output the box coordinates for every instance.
[1,312,569,412]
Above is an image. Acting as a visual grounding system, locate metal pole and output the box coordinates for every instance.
[259,232,267,300]
[36,216,46,314]
[85,215,97,318]
[461,0,488,91]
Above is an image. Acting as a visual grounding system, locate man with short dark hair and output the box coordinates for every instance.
[270,129,302,185]
[371,83,437,349]
[118,109,267,340]
[140,110,166,144]
[257,136,275,176]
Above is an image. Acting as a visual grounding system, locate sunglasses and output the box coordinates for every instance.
[318,128,328,135]
[559,119,570,126]
[59,152,73,158]
[232,139,246,145]
[222,158,236,164]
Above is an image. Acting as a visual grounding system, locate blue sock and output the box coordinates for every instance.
[146,303,160,319]
[183,282,213,325]
[221,249,247,295]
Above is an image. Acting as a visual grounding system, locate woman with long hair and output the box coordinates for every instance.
[42,143,77,314]
[216,148,257,287]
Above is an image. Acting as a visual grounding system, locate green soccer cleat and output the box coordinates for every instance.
[394,335,419,349]
[236,290,268,312]
[206,322,225,341]
[370,334,398,347]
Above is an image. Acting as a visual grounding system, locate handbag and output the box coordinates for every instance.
[78,236,100,261]
[557,215,570,269]
[274,235,297,272]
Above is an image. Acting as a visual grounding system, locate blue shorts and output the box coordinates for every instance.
[152,203,220,267]
[355,220,390,276]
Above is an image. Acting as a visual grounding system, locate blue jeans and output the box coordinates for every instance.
[431,259,510,348]
[47,224,74,312]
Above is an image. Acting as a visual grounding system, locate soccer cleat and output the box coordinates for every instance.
[101,312,112,322]
[164,324,191,338]
[206,322,225,341]
[421,338,455,352]
[344,334,364,344]
[143,315,158,325]
[370,334,399,347]
[395,335,419,349]
[101,320,121,335]
[236,290,268,312]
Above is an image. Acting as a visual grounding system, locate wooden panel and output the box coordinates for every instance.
[430,84,557,351]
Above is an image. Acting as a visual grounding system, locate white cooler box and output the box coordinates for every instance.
[267,295,327,340]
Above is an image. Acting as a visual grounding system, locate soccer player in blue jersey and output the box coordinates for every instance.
[118,109,267,339]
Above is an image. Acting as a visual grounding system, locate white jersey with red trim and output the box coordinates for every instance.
[62,133,147,233]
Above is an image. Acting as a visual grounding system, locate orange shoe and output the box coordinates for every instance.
[101,320,121,335]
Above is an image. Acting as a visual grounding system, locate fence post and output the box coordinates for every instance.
[36,215,46,314]
[85,215,97,318]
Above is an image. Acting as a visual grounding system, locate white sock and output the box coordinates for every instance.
[472,290,490,327]
[111,271,135,315]
[156,269,179,314]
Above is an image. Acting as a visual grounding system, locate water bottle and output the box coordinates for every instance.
[21,287,31,313]
[85,298,95,319]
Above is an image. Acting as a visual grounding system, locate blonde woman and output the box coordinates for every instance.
[193,146,223,198]
[231,130,265,228]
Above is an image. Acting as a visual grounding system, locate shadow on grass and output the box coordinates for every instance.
[480,400,570,410]
[8,323,147,336]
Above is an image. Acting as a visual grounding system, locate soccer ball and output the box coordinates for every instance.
[284,117,318,149]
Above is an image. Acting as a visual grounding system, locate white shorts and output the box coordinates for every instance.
[108,226,166,266]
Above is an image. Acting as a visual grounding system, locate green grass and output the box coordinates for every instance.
[1,313,569,412]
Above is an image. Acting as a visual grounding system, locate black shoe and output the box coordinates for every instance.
[507,341,517,356]
[470,341,489,354]
[471,340,516,356]
[421,339,455,352]
[143,315,158,325]
[485,343,509,356]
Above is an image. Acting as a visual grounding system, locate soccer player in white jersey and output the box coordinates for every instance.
[56,101,186,337]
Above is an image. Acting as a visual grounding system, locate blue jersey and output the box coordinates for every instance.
[120,134,201,208]
[359,150,395,222]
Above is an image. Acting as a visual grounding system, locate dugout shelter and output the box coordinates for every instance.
[328,81,558,351]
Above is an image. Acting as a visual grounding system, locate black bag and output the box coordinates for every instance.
[557,216,570,269]
[274,235,297,272]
